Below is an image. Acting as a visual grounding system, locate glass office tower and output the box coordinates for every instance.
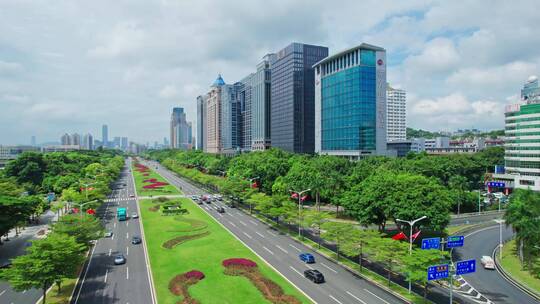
[271,43,328,153]
[314,43,387,159]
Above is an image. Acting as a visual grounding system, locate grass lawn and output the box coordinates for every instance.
[45,277,78,304]
[500,239,540,293]
[132,164,180,197]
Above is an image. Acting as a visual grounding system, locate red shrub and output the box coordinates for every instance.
[222,258,257,268]
[184,270,205,280]
[169,270,205,304]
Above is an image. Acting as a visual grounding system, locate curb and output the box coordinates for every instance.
[130,158,158,304]
[493,241,540,302]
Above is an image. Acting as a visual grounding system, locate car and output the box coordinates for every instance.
[131,212,138,219]
[217,207,225,213]
[114,254,126,265]
[304,269,325,283]
[191,195,198,200]
[0,261,12,269]
[129,194,135,198]
[299,253,315,263]
[131,236,142,244]
[481,255,495,270]
[216,195,223,201]
[104,231,113,238]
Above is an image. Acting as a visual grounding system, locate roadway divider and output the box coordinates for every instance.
[493,240,540,302]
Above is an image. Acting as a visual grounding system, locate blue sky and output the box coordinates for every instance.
[1,0,539,145]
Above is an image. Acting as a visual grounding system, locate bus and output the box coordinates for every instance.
[117,207,127,221]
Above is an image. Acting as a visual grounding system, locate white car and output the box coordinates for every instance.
[481,256,495,270]
[104,231,113,238]
[131,212,138,219]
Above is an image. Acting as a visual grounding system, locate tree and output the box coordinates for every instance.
[321,221,353,260]
[4,152,46,186]
[302,210,331,249]
[340,229,381,272]
[448,175,468,215]
[51,214,104,249]
[0,233,85,303]
[370,237,409,286]
[402,249,449,298]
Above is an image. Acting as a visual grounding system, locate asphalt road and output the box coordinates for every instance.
[453,223,539,304]
[70,159,154,304]
[145,160,407,304]
[0,211,56,304]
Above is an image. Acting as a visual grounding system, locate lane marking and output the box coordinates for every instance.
[126,267,129,280]
[262,246,274,255]
[363,289,390,304]
[218,213,224,218]
[249,220,258,226]
[329,295,343,304]
[127,246,129,256]
[104,269,108,283]
[289,266,303,276]
[114,222,116,228]
[346,291,367,304]
[228,221,237,228]
[112,233,114,240]
[289,244,301,252]
[73,240,98,303]
[239,221,247,226]
[126,221,129,227]
[255,232,265,238]
[0,290,5,296]
[108,248,112,256]
[276,245,288,254]
[321,262,338,273]
[126,232,129,239]
[243,232,253,239]
[464,225,498,238]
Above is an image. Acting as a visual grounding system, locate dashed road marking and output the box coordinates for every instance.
[243,232,253,239]
[0,290,5,296]
[249,220,258,226]
[276,245,288,254]
[262,246,274,255]
[239,221,247,226]
[228,221,237,228]
[329,295,343,304]
[346,291,367,304]
[289,266,303,276]
[126,267,129,280]
[321,262,338,273]
[289,244,301,252]
[108,248,112,256]
[363,289,390,304]
[104,269,108,283]
[255,232,265,238]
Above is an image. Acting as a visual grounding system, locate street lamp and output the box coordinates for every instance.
[290,188,311,239]
[247,177,261,214]
[80,180,97,200]
[494,219,505,260]
[396,215,428,294]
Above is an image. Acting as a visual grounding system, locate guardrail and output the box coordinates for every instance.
[451,210,504,219]
[493,241,540,302]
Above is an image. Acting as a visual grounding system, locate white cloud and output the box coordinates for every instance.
[87,22,146,58]
[0,60,22,74]
[447,61,538,87]
[158,84,178,99]
[404,38,460,74]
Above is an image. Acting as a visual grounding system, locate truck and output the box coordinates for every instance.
[117,207,127,221]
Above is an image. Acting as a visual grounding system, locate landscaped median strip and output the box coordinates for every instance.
[134,162,311,304]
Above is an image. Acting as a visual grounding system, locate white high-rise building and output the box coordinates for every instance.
[386,84,406,142]
[82,133,93,150]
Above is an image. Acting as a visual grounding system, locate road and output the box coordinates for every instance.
[0,211,56,304]
[453,223,539,304]
[145,160,407,304]
[70,159,154,304]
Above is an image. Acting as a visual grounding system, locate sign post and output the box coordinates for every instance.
[427,264,449,281]
[421,237,441,250]
[446,236,464,248]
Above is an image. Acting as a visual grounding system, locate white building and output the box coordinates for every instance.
[386,85,406,142]
[82,133,93,150]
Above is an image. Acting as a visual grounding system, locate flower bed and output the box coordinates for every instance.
[142,178,170,189]
[169,270,205,304]
[162,231,210,249]
[222,258,301,304]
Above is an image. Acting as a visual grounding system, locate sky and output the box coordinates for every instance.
[1,0,539,145]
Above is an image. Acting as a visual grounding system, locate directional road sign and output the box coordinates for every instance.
[446,235,464,248]
[487,181,505,188]
[427,264,449,281]
[421,237,441,250]
[456,259,476,275]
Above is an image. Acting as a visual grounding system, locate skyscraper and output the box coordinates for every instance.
[206,75,226,153]
[386,84,407,142]
[251,54,275,150]
[271,43,328,153]
[82,133,93,150]
[71,133,81,146]
[121,137,128,150]
[102,124,108,147]
[220,83,242,153]
[61,133,71,145]
[196,95,207,150]
[113,136,121,148]
[237,75,253,151]
[314,43,387,159]
[170,107,190,149]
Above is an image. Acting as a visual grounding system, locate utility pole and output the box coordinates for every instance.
[396,215,427,294]
[290,188,311,239]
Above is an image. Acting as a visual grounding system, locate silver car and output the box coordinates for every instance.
[114,254,126,265]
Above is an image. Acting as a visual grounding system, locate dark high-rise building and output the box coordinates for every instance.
[270,43,328,153]
[102,124,108,147]
[170,107,190,150]
[31,135,36,147]
[196,95,206,150]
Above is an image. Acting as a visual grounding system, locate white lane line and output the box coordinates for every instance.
[112,234,114,240]
[74,241,98,302]
[346,291,367,304]
[321,262,338,273]
[289,266,303,276]
[249,220,258,226]
[228,213,235,217]
[126,232,129,239]
[218,213,224,218]
[268,230,277,237]
[243,232,253,239]
[239,221,247,226]
[329,295,344,304]
[255,232,265,238]
[126,267,129,280]
[22,290,26,294]
[289,244,301,252]
[126,221,129,227]
[104,269,108,283]
[108,248,112,256]
[114,222,116,228]
[262,246,274,255]
[276,245,288,254]
[0,290,5,296]
[363,289,390,304]
[127,246,129,256]
[228,221,237,228]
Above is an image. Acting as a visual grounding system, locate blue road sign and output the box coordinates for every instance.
[487,181,505,188]
[456,259,476,275]
[427,264,449,281]
[446,235,464,248]
[421,237,441,250]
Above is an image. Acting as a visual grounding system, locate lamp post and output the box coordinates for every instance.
[290,188,311,239]
[247,177,260,214]
[396,215,428,294]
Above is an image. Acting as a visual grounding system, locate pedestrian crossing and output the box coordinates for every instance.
[104,197,134,202]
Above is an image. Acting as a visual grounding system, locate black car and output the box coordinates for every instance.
[304,269,325,283]
[131,236,142,244]
[216,206,225,213]
[0,261,12,269]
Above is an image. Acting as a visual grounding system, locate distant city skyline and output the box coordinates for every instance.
[1,1,539,144]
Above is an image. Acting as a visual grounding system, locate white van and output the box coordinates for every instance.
[481,256,495,270]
